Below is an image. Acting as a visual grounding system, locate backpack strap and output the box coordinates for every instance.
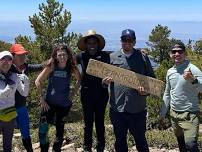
[137,49,155,78]
[136,49,148,73]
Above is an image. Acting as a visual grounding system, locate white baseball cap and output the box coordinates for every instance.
[0,51,13,60]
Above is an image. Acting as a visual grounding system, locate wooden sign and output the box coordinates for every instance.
[86,59,165,97]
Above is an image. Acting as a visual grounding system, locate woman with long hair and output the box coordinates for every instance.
[35,44,81,152]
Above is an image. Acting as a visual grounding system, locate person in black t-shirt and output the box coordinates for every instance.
[76,30,110,152]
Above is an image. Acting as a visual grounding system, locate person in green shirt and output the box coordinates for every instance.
[160,42,202,152]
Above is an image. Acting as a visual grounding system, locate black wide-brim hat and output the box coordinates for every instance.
[77,30,105,51]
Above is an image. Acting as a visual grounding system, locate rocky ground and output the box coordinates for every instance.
[1,124,202,152]
[13,142,180,152]
[0,133,179,152]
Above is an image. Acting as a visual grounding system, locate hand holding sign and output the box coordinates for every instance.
[102,75,113,85]
[87,59,165,97]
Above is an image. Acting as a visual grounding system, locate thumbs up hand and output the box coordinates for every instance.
[183,68,195,82]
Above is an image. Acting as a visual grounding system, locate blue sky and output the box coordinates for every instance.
[0,0,202,22]
[0,0,202,49]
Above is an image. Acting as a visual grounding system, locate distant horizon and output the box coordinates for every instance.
[1,0,202,50]
[1,20,202,51]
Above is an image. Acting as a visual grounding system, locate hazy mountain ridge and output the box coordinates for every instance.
[1,20,202,51]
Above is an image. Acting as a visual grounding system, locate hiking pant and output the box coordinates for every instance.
[16,106,33,151]
[170,110,200,152]
[39,104,71,152]
[109,109,149,152]
[0,119,15,152]
[16,106,31,139]
[80,87,108,151]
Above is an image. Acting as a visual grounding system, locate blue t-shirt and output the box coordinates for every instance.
[46,65,71,107]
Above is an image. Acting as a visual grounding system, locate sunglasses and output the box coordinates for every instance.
[171,49,184,54]
[121,38,134,43]
[0,56,13,61]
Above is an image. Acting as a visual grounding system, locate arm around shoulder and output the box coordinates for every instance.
[69,67,81,100]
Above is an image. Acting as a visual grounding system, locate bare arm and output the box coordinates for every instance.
[35,66,52,111]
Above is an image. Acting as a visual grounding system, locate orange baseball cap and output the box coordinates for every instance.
[10,44,29,55]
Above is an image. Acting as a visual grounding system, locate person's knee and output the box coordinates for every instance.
[186,140,199,152]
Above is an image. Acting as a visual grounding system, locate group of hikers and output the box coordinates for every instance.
[0,28,202,152]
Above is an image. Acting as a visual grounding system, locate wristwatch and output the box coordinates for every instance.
[192,78,198,84]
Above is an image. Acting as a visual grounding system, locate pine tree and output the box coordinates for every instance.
[194,40,202,53]
[29,0,78,57]
[147,24,172,63]
[0,41,11,51]
[15,35,44,63]
[187,39,193,50]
